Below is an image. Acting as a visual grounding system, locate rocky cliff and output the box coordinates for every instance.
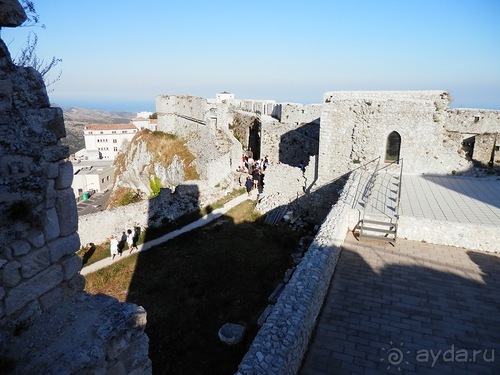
[112,130,199,198]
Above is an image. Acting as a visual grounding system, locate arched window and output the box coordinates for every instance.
[385,131,401,163]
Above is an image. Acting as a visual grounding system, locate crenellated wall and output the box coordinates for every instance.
[0,2,151,373]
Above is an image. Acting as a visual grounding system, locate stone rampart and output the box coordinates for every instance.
[280,102,322,125]
[78,176,241,247]
[318,91,500,182]
[237,172,356,374]
[155,94,242,186]
[0,3,151,373]
[233,99,280,118]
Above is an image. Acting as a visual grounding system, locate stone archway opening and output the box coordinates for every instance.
[462,135,475,161]
[248,117,261,160]
[385,131,401,163]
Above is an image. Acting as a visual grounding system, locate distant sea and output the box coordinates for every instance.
[51,99,156,113]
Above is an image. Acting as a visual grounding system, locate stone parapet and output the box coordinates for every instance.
[237,174,355,374]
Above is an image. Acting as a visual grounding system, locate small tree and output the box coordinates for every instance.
[13,1,63,91]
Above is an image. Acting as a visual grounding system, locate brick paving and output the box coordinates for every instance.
[300,232,500,374]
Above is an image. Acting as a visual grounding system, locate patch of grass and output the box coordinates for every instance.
[78,189,245,268]
[107,187,143,208]
[84,199,305,374]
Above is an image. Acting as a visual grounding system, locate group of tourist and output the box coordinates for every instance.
[238,151,269,196]
[109,228,139,259]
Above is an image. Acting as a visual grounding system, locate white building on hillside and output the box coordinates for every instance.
[71,160,115,199]
[132,113,157,131]
[83,123,138,160]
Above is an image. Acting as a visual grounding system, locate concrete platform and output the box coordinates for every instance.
[400,175,500,226]
[300,174,500,374]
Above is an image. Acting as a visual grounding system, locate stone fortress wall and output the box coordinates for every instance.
[155,94,242,186]
[318,90,500,181]
[0,2,151,373]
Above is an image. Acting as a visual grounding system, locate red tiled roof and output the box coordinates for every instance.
[84,123,137,130]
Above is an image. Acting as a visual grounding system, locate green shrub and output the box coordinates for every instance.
[149,176,162,198]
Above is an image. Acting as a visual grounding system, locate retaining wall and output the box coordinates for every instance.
[236,173,356,374]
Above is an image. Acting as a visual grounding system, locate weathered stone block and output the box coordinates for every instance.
[45,162,59,179]
[56,188,78,236]
[27,228,45,248]
[24,107,66,139]
[5,264,63,315]
[12,299,42,329]
[11,65,50,109]
[61,254,82,281]
[10,239,30,256]
[67,273,85,293]
[119,333,152,374]
[218,323,245,345]
[43,145,69,162]
[2,260,21,288]
[1,246,13,260]
[44,207,60,241]
[48,232,80,263]
[20,246,50,278]
[46,178,57,209]
[0,78,12,112]
[39,285,63,312]
[0,0,27,27]
[100,304,148,360]
[55,161,74,190]
[108,360,127,375]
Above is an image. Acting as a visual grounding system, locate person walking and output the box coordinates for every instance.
[118,231,127,257]
[252,167,260,189]
[110,234,119,260]
[127,228,138,254]
[245,175,253,196]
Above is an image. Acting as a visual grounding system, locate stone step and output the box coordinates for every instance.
[359,233,396,243]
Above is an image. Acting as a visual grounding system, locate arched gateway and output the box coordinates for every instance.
[385,131,401,163]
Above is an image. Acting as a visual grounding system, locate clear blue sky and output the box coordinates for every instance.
[2,0,500,112]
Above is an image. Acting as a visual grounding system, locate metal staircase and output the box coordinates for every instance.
[355,160,403,244]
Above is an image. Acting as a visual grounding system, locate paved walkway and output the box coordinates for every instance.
[81,192,252,275]
[300,232,500,374]
[300,174,500,374]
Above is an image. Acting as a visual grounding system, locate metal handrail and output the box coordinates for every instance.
[395,158,404,221]
[351,157,380,208]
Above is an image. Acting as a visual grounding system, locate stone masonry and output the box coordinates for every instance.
[0,2,151,373]
[318,90,500,182]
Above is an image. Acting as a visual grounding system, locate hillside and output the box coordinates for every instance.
[58,106,135,155]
